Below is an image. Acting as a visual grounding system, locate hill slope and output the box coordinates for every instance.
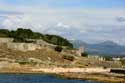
[0,28,73,48]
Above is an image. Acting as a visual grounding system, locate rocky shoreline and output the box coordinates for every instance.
[0,67,125,83]
[58,72,125,83]
[30,67,125,83]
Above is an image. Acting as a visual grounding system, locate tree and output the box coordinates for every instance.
[0,29,10,37]
[0,28,73,48]
[44,34,73,48]
[55,46,63,52]
[13,37,26,43]
[104,56,113,61]
[81,52,88,57]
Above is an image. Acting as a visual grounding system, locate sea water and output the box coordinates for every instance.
[0,74,103,83]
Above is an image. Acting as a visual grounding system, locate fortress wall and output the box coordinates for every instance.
[0,38,49,51]
[0,38,61,52]
[7,43,41,51]
[0,38,13,43]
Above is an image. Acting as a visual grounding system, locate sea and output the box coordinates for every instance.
[0,74,103,83]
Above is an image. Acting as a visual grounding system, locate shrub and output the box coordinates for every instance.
[120,60,125,65]
[104,56,113,61]
[81,52,88,57]
[17,61,37,65]
[63,55,75,61]
[13,37,34,43]
[18,61,29,65]
[13,37,26,43]
[55,46,63,52]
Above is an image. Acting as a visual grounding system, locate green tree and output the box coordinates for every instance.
[0,29,10,37]
[44,34,73,48]
[81,52,88,57]
[55,46,63,52]
[0,28,73,48]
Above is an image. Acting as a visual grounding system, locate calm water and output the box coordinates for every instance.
[0,74,103,83]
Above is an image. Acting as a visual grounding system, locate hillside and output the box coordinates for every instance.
[0,28,124,69]
[0,44,123,68]
[0,28,73,48]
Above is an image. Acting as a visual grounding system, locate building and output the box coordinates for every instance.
[112,58,121,61]
[76,46,85,56]
[88,55,105,61]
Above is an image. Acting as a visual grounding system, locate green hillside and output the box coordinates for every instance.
[0,28,73,48]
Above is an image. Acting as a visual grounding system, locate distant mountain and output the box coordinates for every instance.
[71,40,125,57]
[70,40,87,48]
[98,41,119,46]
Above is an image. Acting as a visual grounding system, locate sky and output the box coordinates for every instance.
[0,0,125,45]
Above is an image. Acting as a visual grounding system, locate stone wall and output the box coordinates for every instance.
[0,38,70,52]
[0,38,56,51]
[7,43,41,51]
[0,38,13,43]
[36,39,57,48]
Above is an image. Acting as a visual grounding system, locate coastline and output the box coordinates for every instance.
[0,67,125,83]
[57,72,125,83]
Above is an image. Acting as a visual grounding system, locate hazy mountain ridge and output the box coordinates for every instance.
[71,40,125,56]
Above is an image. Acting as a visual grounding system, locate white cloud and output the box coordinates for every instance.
[56,22,70,28]
[0,2,125,45]
[0,15,21,29]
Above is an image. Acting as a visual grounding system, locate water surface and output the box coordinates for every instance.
[0,74,103,83]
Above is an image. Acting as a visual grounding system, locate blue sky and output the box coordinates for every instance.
[0,0,125,45]
[1,0,125,8]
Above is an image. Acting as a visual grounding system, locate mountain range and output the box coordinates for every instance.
[70,40,125,57]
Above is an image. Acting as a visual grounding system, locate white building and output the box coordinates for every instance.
[88,55,105,61]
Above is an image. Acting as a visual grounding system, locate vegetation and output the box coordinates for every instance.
[81,52,88,57]
[0,29,10,37]
[104,56,113,61]
[55,46,63,52]
[0,28,73,47]
[62,55,75,61]
[9,28,43,39]
[17,61,37,65]
[120,59,125,65]
[43,34,73,48]
[13,38,34,43]
[17,61,30,65]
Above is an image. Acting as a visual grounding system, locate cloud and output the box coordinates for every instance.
[0,10,24,30]
[56,22,70,29]
[1,15,21,29]
[116,17,125,22]
[0,1,125,45]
